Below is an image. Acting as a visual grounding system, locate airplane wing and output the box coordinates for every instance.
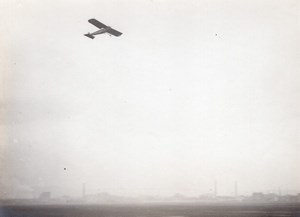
[107,28,122,37]
[88,19,107,29]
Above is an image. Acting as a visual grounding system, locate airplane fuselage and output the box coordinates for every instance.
[91,26,112,36]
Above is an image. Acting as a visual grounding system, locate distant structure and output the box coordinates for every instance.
[234,181,238,198]
[278,188,282,196]
[252,192,264,201]
[39,192,51,201]
[214,180,218,197]
[82,183,86,198]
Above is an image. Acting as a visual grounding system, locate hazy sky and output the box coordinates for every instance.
[1,0,299,198]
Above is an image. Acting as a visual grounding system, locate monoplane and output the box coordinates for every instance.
[84,19,122,39]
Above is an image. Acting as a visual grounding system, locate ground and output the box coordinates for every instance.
[1,202,300,217]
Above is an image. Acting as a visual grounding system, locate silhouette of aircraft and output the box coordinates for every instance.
[84,19,122,39]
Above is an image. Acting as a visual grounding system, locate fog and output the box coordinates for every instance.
[0,0,299,199]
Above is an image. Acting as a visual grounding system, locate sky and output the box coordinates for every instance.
[0,0,299,199]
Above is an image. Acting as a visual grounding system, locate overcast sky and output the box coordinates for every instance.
[0,0,299,198]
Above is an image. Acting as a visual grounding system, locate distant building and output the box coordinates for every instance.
[171,193,186,201]
[264,193,279,202]
[251,192,264,201]
[234,181,238,198]
[82,183,86,199]
[198,193,216,201]
[279,194,298,202]
[39,192,51,201]
[297,193,300,202]
[85,192,117,203]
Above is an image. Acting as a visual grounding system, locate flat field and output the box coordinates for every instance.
[1,203,300,217]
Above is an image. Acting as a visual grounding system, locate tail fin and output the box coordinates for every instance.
[84,33,95,39]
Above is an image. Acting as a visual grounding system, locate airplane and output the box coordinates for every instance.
[84,18,122,39]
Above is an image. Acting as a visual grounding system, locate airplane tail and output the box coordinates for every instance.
[84,33,95,39]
